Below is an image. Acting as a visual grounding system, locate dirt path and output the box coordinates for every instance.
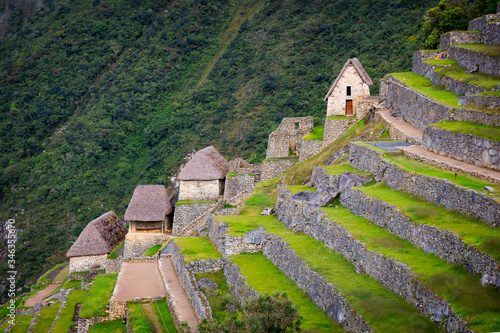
[113,262,164,301]
[378,109,423,142]
[25,284,59,306]
[158,257,198,332]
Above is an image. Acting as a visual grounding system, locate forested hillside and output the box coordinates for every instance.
[0,0,439,293]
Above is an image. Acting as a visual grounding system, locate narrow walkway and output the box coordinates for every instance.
[401,145,500,184]
[378,109,423,144]
[25,284,59,306]
[113,262,164,300]
[158,257,198,332]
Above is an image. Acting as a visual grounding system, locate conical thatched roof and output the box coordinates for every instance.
[178,146,230,181]
[124,185,172,221]
[66,211,127,257]
[324,58,373,101]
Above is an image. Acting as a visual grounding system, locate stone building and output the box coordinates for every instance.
[324,58,373,116]
[266,116,314,158]
[124,185,172,233]
[177,146,230,201]
[66,211,127,273]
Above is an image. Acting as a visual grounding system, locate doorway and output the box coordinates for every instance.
[346,100,353,116]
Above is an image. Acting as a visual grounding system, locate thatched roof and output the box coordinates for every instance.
[66,211,127,257]
[124,185,172,221]
[324,58,373,101]
[178,146,229,181]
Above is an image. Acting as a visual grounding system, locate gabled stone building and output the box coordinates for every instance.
[66,211,127,273]
[177,146,230,201]
[124,185,172,233]
[324,58,373,117]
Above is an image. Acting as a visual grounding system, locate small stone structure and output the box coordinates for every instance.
[223,174,256,205]
[266,116,314,158]
[124,185,172,233]
[172,203,217,236]
[66,211,127,273]
[324,58,373,117]
[177,146,230,201]
[123,232,169,258]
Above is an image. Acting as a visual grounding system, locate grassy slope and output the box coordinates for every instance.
[128,302,151,333]
[430,120,500,141]
[89,319,127,333]
[32,301,62,332]
[322,205,500,332]
[52,290,88,332]
[175,237,222,262]
[456,43,500,57]
[79,274,118,318]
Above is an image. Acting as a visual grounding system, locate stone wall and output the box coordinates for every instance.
[448,45,500,76]
[298,139,324,161]
[412,52,486,96]
[323,118,355,144]
[208,217,265,257]
[422,126,500,171]
[468,14,500,45]
[438,31,482,49]
[453,107,500,127]
[464,94,500,111]
[380,75,451,130]
[123,233,169,258]
[105,258,122,274]
[223,261,259,307]
[266,117,314,158]
[179,180,222,201]
[261,234,374,333]
[130,220,165,233]
[326,64,370,117]
[171,241,212,321]
[173,203,216,236]
[340,188,500,288]
[349,142,500,226]
[275,187,470,332]
[185,258,225,274]
[69,255,107,273]
[311,166,340,188]
[223,174,255,205]
[260,159,295,182]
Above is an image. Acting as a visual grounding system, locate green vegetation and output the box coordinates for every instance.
[322,205,500,332]
[356,141,388,154]
[107,241,125,259]
[128,303,151,333]
[33,301,61,332]
[422,0,497,48]
[425,59,500,90]
[385,155,500,199]
[303,126,324,141]
[54,264,69,282]
[89,319,127,333]
[144,244,163,257]
[175,200,217,206]
[63,279,82,290]
[152,299,178,333]
[456,43,500,57]
[287,186,317,194]
[263,157,299,162]
[231,253,339,333]
[38,262,68,284]
[195,271,231,321]
[79,273,118,318]
[477,91,500,96]
[224,204,237,208]
[358,182,500,261]
[326,115,354,120]
[175,237,222,262]
[52,290,88,332]
[430,120,500,141]
[0,0,440,289]
[390,72,459,106]
[323,163,374,177]
[7,315,34,333]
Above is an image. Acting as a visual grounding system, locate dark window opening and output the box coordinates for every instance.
[347,86,351,96]
[295,122,299,130]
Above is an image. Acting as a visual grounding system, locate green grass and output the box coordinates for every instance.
[195,271,231,321]
[385,155,500,200]
[52,290,88,332]
[7,315,33,333]
[79,274,118,318]
[355,141,387,154]
[430,61,500,90]
[33,301,61,332]
[323,163,374,177]
[144,244,163,257]
[326,115,355,120]
[287,185,317,194]
[303,126,324,141]
[175,200,217,205]
[63,279,82,290]
[424,59,458,66]
[224,204,237,208]
[152,298,178,333]
[231,253,343,333]
[322,205,500,332]
[89,319,127,333]
[477,91,500,96]
[38,262,68,283]
[456,43,500,57]
[128,303,151,333]
[263,156,299,162]
[54,264,69,282]
[175,237,222,262]
[390,72,459,107]
[107,241,124,259]
[358,182,500,262]
[430,120,500,141]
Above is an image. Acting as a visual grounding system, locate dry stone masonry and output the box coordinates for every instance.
[266,117,314,158]
[208,217,265,257]
[173,203,216,236]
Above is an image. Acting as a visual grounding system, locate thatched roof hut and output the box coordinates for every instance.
[124,185,172,222]
[324,58,373,101]
[66,211,127,257]
[178,146,230,181]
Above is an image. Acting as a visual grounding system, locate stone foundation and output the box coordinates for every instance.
[69,255,107,273]
[323,118,355,144]
[224,174,256,205]
[298,139,324,161]
[173,203,216,236]
[179,180,223,201]
[123,233,169,258]
[260,159,295,182]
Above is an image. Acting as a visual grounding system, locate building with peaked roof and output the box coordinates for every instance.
[177,146,230,201]
[66,211,127,272]
[124,185,172,233]
[324,58,373,117]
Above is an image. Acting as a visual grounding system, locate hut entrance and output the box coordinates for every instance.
[345,100,353,116]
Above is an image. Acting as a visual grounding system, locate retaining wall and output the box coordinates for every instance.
[224,174,255,205]
[208,217,265,257]
[275,187,470,332]
[261,159,295,182]
[299,139,324,161]
[223,261,259,307]
[173,203,215,236]
[468,14,500,45]
[448,45,500,76]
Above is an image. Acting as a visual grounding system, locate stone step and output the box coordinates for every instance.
[376,109,423,144]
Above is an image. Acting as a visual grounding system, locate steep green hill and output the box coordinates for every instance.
[0,0,438,293]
